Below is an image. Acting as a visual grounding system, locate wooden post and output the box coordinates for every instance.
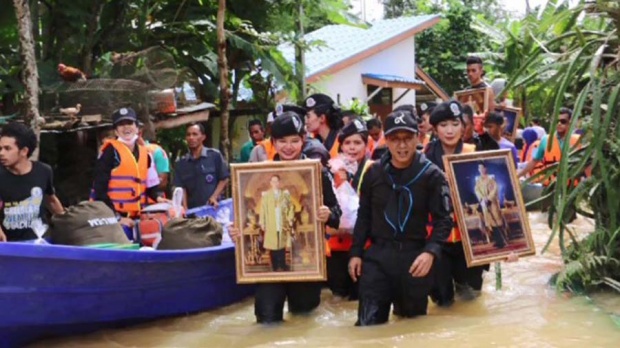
[13,0,41,160]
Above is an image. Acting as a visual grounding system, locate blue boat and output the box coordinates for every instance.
[0,242,253,348]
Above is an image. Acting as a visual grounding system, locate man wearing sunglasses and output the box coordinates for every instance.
[517,107,581,184]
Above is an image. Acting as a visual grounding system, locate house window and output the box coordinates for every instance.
[367,86,392,105]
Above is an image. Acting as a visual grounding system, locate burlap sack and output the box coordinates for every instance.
[156,217,222,250]
[51,201,130,246]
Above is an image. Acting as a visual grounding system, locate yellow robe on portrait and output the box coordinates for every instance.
[474,175,503,229]
[260,189,294,251]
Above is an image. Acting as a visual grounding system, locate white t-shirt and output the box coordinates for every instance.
[531,126,547,140]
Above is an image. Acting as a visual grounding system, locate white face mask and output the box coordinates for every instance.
[118,134,139,145]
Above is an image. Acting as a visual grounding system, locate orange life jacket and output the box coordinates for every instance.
[524,140,545,183]
[100,139,149,217]
[261,139,277,160]
[533,134,581,186]
[426,143,476,243]
[370,137,386,158]
[367,132,385,153]
[326,160,374,254]
[328,139,340,159]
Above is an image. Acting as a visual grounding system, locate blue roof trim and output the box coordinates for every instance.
[279,14,441,79]
[362,73,426,85]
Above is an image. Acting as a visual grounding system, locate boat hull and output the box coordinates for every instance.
[0,242,253,347]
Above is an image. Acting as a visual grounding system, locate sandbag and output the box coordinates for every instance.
[51,201,130,246]
[156,217,222,250]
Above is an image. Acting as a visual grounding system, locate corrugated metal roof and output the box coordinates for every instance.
[362,73,426,85]
[280,15,440,78]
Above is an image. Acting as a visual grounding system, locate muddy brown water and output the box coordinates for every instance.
[31,213,620,348]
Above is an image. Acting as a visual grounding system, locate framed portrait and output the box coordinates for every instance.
[495,106,522,141]
[230,159,327,283]
[454,87,492,114]
[443,149,536,267]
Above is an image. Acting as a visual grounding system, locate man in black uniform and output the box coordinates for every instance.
[348,111,453,326]
[230,112,342,323]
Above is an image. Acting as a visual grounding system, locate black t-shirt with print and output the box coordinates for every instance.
[0,161,55,241]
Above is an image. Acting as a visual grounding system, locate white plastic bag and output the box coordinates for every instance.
[334,181,359,231]
[329,155,358,176]
[31,218,49,245]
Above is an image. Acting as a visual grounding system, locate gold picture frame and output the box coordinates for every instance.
[443,149,536,267]
[230,159,327,283]
[495,105,522,142]
[454,87,492,114]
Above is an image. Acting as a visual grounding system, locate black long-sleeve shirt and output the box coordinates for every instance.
[350,152,453,258]
[93,144,162,214]
[320,167,342,230]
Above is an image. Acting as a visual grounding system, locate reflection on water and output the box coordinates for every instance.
[31,213,620,348]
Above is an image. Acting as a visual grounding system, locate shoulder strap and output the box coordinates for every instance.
[357,160,375,195]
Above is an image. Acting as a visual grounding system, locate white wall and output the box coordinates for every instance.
[310,37,417,107]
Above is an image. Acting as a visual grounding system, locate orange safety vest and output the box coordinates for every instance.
[328,139,340,159]
[532,134,581,186]
[371,137,386,158]
[326,159,374,254]
[99,139,149,217]
[524,140,545,183]
[261,139,277,160]
[426,143,476,243]
[367,133,385,154]
[145,142,163,156]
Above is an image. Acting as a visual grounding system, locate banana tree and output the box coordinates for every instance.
[499,0,620,293]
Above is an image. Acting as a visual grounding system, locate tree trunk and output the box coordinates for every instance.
[525,0,531,15]
[81,0,105,76]
[294,0,306,103]
[217,0,231,161]
[31,0,39,59]
[231,68,244,109]
[14,0,41,160]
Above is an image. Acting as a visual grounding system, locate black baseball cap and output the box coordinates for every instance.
[304,93,335,111]
[484,112,505,126]
[270,112,305,139]
[430,101,464,126]
[112,107,138,126]
[276,104,307,118]
[419,102,437,115]
[338,117,368,143]
[383,111,419,136]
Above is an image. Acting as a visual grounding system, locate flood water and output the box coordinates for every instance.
[32,213,620,348]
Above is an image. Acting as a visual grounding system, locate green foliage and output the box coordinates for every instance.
[342,98,371,119]
[383,0,417,19]
[499,0,620,293]
[414,1,490,95]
